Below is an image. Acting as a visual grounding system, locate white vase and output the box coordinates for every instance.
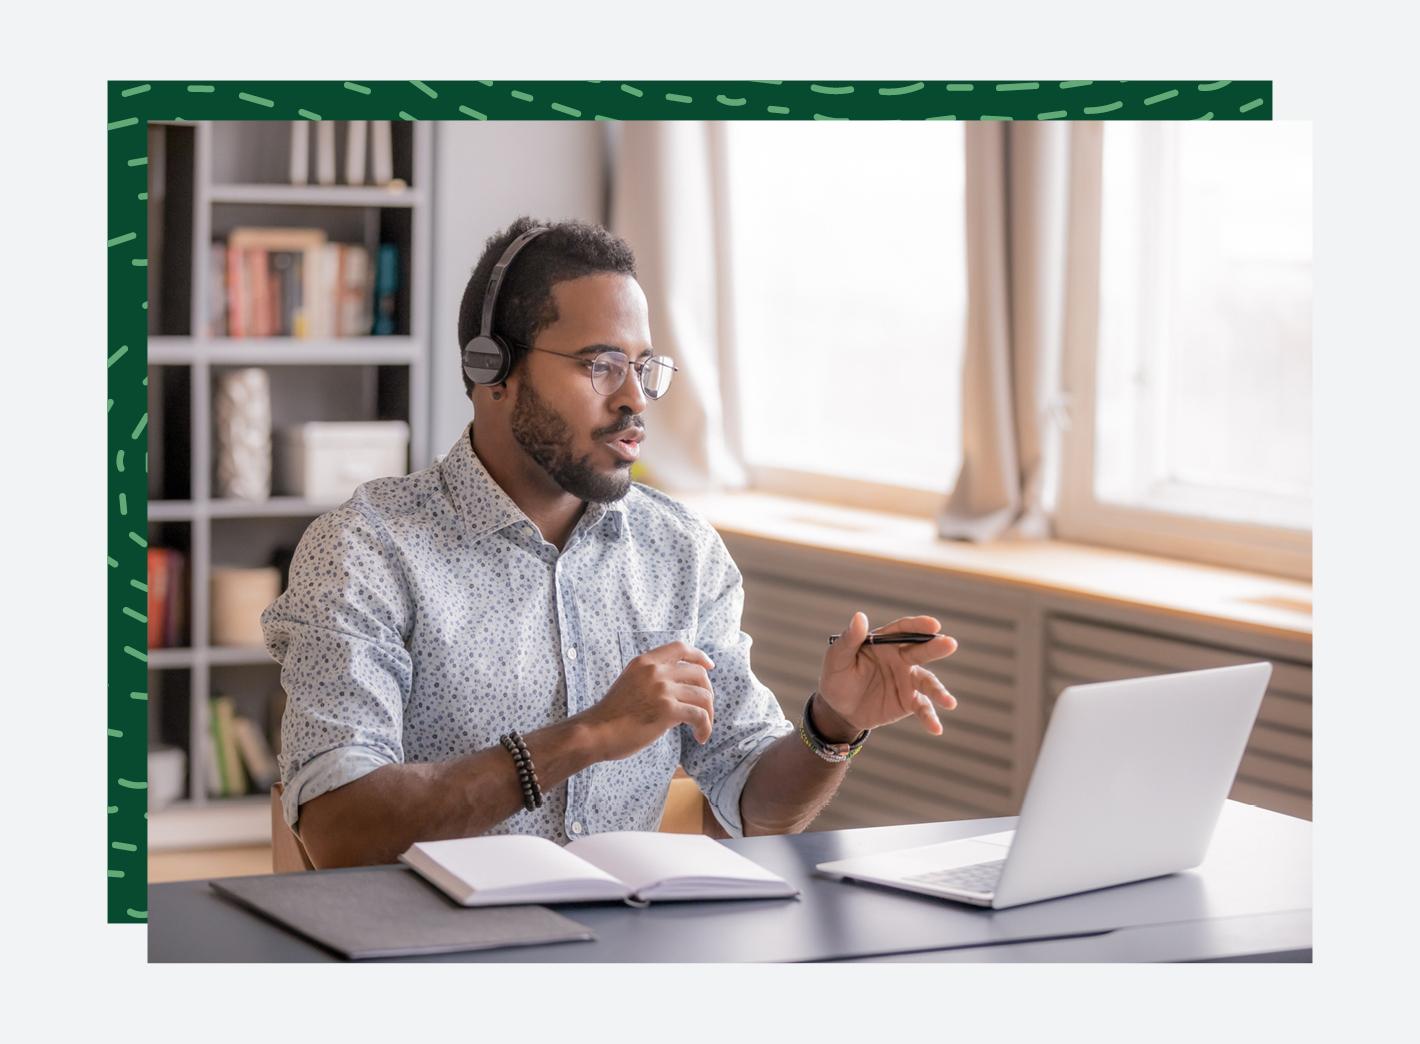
[214,368,272,500]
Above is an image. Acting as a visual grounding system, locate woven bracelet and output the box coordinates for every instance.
[798,692,870,764]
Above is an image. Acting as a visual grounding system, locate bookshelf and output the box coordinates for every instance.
[145,119,433,849]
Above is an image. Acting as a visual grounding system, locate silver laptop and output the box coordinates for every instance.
[815,662,1271,910]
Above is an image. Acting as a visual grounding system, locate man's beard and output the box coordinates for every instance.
[510,379,635,503]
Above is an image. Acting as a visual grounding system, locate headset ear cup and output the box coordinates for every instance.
[462,335,513,386]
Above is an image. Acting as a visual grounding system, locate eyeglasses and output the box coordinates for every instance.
[513,342,679,400]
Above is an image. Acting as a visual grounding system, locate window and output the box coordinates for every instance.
[722,122,967,513]
[1059,122,1313,579]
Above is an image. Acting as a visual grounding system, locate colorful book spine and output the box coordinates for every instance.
[246,248,267,338]
[289,252,307,338]
[233,716,279,790]
[216,236,383,339]
[147,549,169,648]
[372,243,399,336]
[338,245,371,337]
[211,696,249,797]
[271,251,294,337]
[145,548,187,648]
[226,243,244,338]
[208,699,231,796]
[318,243,341,339]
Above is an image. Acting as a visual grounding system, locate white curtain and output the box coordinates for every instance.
[608,122,747,493]
[937,121,1074,542]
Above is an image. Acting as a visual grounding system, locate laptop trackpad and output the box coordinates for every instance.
[819,836,1011,879]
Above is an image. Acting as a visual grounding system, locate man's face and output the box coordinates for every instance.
[508,272,655,503]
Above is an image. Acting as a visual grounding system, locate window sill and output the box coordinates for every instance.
[676,490,1312,644]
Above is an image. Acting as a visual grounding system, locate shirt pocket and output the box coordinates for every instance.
[616,627,698,666]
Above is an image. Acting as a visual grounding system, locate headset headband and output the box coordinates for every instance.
[480,226,548,341]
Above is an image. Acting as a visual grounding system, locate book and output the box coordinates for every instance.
[271,251,295,336]
[232,715,279,791]
[145,548,187,646]
[399,831,800,907]
[312,243,340,338]
[336,244,372,336]
[288,121,310,185]
[202,730,222,798]
[315,120,336,185]
[218,230,389,341]
[208,698,228,795]
[370,120,393,186]
[246,248,269,337]
[147,548,169,648]
[372,243,399,335]
[210,868,594,959]
[225,242,245,338]
[344,120,367,185]
[210,696,249,796]
[227,228,328,339]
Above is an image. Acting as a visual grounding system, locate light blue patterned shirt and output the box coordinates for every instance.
[261,422,793,843]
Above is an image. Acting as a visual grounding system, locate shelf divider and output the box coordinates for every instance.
[209,183,422,208]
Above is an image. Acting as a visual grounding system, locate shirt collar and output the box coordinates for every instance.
[439,423,628,541]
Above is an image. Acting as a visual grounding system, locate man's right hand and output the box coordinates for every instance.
[580,641,716,761]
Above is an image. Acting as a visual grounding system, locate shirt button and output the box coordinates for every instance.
[566,646,578,661]
[570,821,583,835]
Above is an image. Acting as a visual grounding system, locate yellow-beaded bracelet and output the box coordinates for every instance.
[798,692,870,763]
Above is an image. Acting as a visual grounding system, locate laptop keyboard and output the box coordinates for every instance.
[902,859,1006,895]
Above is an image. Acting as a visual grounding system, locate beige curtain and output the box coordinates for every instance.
[608,123,747,493]
[938,121,1074,542]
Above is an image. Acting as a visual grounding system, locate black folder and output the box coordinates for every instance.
[209,866,594,959]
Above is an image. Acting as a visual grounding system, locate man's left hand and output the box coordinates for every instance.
[815,613,959,739]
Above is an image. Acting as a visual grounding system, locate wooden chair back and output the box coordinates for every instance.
[657,768,728,838]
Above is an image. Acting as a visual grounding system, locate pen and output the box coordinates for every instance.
[826,631,943,646]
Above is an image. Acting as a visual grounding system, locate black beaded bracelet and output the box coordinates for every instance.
[799,692,871,763]
[500,730,544,811]
[514,732,542,809]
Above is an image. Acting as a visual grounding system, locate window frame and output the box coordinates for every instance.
[712,120,962,522]
[1054,122,1312,581]
[742,464,945,518]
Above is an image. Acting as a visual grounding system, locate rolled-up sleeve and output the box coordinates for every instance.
[261,503,413,830]
[678,525,794,837]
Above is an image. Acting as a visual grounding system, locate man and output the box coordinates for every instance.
[262,216,959,868]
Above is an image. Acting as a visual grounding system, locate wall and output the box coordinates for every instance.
[428,120,609,459]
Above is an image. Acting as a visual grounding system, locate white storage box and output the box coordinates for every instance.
[276,420,409,502]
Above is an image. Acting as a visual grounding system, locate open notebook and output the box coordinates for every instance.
[399,831,799,906]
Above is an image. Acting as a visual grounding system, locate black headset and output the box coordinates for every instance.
[461,225,549,388]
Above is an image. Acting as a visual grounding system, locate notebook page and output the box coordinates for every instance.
[407,835,626,895]
[566,832,787,895]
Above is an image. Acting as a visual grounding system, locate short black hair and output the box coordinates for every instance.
[457,216,638,400]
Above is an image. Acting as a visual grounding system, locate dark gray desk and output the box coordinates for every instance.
[149,801,1311,963]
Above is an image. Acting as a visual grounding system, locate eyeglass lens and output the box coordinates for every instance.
[591,352,675,399]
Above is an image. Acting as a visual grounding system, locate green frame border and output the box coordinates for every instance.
[107,78,1273,923]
